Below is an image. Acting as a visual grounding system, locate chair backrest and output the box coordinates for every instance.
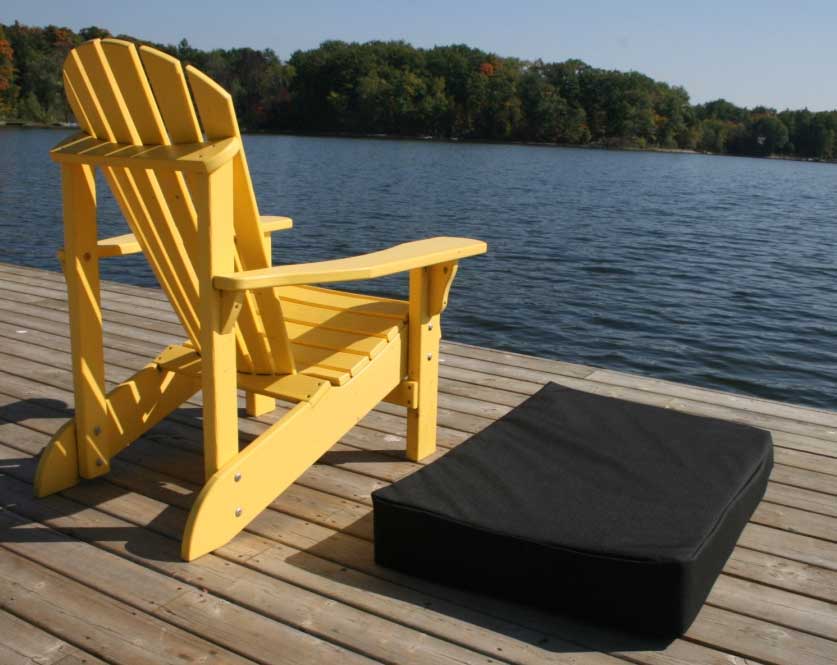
[62,38,295,375]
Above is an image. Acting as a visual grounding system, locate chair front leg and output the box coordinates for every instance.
[406,262,460,461]
[61,162,110,479]
[406,267,440,461]
[195,160,240,480]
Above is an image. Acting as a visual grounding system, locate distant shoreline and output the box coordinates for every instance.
[0,120,75,129]
[5,120,834,166]
[249,128,837,165]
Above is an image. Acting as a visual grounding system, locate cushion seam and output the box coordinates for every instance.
[374,495,684,565]
[686,446,772,562]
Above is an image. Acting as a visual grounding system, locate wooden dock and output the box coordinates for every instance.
[0,261,834,665]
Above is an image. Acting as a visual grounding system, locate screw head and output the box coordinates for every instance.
[92,425,102,436]
[234,472,242,482]
[426,353,433,361]
[428,322,433,330]
[95,458,104,467]
[235,507,243,517]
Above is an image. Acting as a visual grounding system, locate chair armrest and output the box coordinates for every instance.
[57,216,292,261]
[213,237,487,292]
[259,216,293,234]
[58,215,294,261]
[55,232,142,262]
[50,132,240,174]
[95,233,143,257]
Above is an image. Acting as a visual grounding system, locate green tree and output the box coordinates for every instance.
[2,21,836,160]
[697,119,734,153]
[519,67,565,141]
[728,114,789,156]
[21,90,46,121]
[79,26,111,41]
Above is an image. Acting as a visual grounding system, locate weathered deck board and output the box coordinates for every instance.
[0,261,835,665]
[0,541,262,665]
[0,337,831,548]
[0,607,107,665]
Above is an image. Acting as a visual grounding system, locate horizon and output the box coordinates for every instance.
[2,1,836,113]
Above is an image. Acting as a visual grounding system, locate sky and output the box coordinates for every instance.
[2,0,835,111]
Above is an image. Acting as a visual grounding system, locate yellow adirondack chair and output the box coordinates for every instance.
[35,38,487,560]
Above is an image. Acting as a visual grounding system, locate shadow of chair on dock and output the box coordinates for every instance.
[284,509,676,654]
[0,395,675,654]
[0,396,193,563]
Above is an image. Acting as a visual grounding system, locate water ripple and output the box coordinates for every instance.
[1,128,835,410]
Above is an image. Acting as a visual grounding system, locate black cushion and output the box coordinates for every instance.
[372,383,772,637]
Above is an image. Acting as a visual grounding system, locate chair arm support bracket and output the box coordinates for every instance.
[428,262,459,314]
[219,291,245,334]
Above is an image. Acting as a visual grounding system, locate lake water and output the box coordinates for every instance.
[1,127,835,409]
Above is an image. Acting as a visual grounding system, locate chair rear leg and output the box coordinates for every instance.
[248,204,283,422]
[34,420,79,497]
[34,360,200,497]
[246,392,275,417]
[194,160,240,482]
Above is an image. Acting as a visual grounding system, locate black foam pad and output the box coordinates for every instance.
[373,383,772,636]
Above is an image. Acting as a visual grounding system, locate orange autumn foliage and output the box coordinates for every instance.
[0,38,13,92]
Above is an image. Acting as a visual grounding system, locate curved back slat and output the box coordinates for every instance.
[138,46,202,143]
[64,40,201,345]
[102,38,199,252]
[62,71,93,135]
[187,66,295,374]
[64,50,114,141]
[61,39,295,375]
[185,68,272,372]
[76,41,140,145]
[100,40,168,144]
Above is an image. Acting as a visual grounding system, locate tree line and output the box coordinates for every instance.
[2,21,836,160]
